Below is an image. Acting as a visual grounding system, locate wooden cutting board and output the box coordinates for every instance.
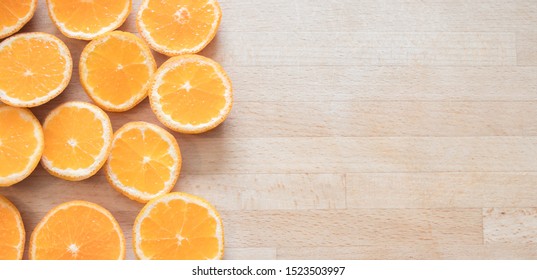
[2,0,537,259]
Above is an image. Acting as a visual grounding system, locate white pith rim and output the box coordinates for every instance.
[0,105,43,186]
[0,33,72,107]
[137,0,221,55]
[0,196,25,259]
[149,56,232,133]
[30,201,125,260]
[41,102,112,179]
[0,0,37,38]
[47,0,131,40]
[133,193,224,260]
[80,32,156,111]
[106,122,180,201]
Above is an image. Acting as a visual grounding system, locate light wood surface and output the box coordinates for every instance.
[1,0,537,260]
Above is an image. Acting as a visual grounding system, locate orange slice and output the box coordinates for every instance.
[106,122,181,203]
[149,54,233,134]
[0,196,25,260]
[46,0,131,40]
[80,31,156,112]
[137,0,222,56]
[0,32,72,107]
[42,102,113,181]
[133,192,224,260]
[29,200,125,260]
[0,105,44,187]
[0,0,37,39]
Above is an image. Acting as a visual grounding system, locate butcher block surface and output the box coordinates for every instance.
[2,0,537,259]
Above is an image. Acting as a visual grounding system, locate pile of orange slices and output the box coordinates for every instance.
[0,0,231,260]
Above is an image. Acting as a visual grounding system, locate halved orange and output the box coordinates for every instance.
[149,54,233,134]
[47,0,131,40]
[106,122,181,203]
[80,31,157,112]
[0,196,25,260]
[0,32,72,107]
[0,105,44,187]
[29,200,125,260]
[133,192,224,260]
[0,0,37,39]
[42,102,113,181]
[137,0,222,56]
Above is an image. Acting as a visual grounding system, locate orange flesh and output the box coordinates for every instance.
[32,203,122,260]
[0,0,33,30]
[48,0,129,34]
[0,36,68,102]
[43,106,106,170]
[109,127,176,195]
[157,61,227,125]
[84,34,153,106]
[139,199,220,259]
[140,0,219,51]
[0,197,23,260]
[0,108,39,178]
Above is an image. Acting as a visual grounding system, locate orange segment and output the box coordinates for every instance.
[0,32,72,107]
[0,196,25,260]
[0,105,44,187]
[0,0,37,39]
[42,102,113,181]
[133,192,224,260]
[106,122,181,203]
[29,201,125,260]
[137,0,222,56]
[80,31,156,112]
[149,54,233,134]
[47,0,131,40]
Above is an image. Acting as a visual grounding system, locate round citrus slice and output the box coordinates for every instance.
[0,32,72,107]
[0,105,44,187]
[137,0,222,56]
[80,31,157,112]
[0,0,37,39]
[149,55,233,134]
[42,102,113,181]
[0,196,25,260]
[29,200,125,260]
[133,192,224,260]
[106,122,181,203]
[46,0,131,40]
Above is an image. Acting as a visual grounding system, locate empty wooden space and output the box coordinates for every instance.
[1,0,537,260]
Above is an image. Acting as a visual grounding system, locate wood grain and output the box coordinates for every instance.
[347,173,537,209]
[517,32,537,65]
[150,137,535,174]
[202,32,517,67]
[223,66,537,102]
[1,0,536,259]
[33,100,537,138]
[277,244,537,260]
[222,209,483,247]
[484,208,537,244]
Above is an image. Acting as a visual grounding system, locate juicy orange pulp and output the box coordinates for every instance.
[137,0,221,55]
[0,105,43,187]
[43,104,110,170]
[0,33,72,107]
[47,0,131,39]
[0,107,40,180]
[0,196,25,260]
[159,60,228,125]
[107,122,181,202]
[0,0,36,39]
[80,31,156,111]
[30,201,125,260]
[135,193,224,260]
